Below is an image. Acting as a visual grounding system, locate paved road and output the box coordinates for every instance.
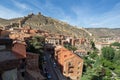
[50,58,67,80]
[44,52,58,80]
[45,51,67,80]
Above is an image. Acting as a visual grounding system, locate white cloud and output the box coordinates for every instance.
[92,2,120,28]
[0,5,23,19]
[11,0,31,10]
[27,0,72,23]
[0,0,119,28]
[70,2,120,28]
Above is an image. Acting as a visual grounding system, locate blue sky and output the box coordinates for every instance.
[0,0,120,28]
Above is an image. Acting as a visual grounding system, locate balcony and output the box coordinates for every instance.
[68,70,73,73]
[68,62,74,68]
[68,65,74,68]
[68,68,74,73]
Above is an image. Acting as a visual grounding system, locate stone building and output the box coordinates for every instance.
[54,46,83,80]
[25,52,45,80]
[0,30,10,37]
[45,37,60,46]
[74,49,87,57]
[95,42,110,51]
[0,38,45,80]
[0,38,26,80]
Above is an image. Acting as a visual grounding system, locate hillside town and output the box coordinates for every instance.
[0,13,120,80]
[0,17,86,79]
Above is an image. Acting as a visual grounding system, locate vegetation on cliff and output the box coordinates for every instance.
[81,42,120,80]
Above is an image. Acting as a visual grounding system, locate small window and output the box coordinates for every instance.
[21,72,25,77]
[64,55,67,57]
[63,71,66,74]
[0,45,6,50]
[77,77,79,79]
[68,62,72,66]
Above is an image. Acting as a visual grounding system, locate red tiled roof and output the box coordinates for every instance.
[12,42,26,59]
[55,46,83,60]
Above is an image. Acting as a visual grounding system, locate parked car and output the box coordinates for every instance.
[43,56,47,61]
[43,56,47,63]
[44,68,48,73]
[46,73,52,79]
[53,62,56,68]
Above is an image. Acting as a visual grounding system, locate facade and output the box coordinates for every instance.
[74,49,87,57]
[45,37,60,46]
[12,42,26,58]
[54,46,83,80]
[25,52,45,80]
[0,30,10,37]
[95,42,110,51]
[0,38,26,80]
[0,38,45,80]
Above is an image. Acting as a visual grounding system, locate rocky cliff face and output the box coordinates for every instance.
[22,13,90,38]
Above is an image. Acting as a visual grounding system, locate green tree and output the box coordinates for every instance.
[113,50,120,77]
[26,36,45,69]
[111,42,120,49]
[64,43,77,52]
[101,59,115,70]
[114,50,120,65]
[90,41,96,50]
[101,46,115,61]
[114,66,120,77]
[26,36,45,53]
[89,51,98,59]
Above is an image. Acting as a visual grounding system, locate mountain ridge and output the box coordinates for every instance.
[86,28,120,38]
[0,13,120,38]
[0,13,90,38]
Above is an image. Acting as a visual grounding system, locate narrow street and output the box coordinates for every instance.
[44,52,58,80]
[44,51,67,80]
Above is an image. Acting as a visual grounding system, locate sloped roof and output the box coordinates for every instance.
[0,38,26,62]
[55,46,83,61]
[12,42,26,59]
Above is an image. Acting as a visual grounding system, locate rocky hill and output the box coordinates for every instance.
[0,13,90,38]
[0,17,21,26]
[1,13,119,38]
[86,28,120,38]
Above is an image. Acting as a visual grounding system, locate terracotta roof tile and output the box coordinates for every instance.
[12,42,26,59]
